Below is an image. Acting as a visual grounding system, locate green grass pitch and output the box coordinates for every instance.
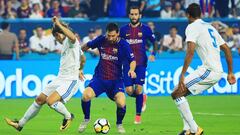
[0,96,240,135]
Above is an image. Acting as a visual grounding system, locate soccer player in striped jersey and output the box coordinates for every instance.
[120,6,157,124]
[78,23,136,133]
[171,4,236,135]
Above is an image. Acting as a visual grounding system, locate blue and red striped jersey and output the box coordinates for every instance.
[87,35,135,80]
[120,23,155,66]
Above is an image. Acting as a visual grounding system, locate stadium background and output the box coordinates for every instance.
[0,18,239,99]
[0,0,240,134]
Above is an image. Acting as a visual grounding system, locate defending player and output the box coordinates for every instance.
[120,6,157,124]
[171,3,236,135]
[78,23,136,134]
[5,16,86,131]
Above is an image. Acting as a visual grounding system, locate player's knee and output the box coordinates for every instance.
[171,92,177,99]
[35,96,46,105]
[46,98,55,106]
[82,92,92,102]
[126,88,133,95]
[116,99,125,108]
[134,85,143,95]
[135,89,142,95]
[118,102,126,108]
[171,89,181,99]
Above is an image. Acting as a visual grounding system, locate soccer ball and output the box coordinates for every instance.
[94,118,110,134]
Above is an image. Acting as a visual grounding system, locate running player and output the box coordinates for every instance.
[171,3,236,135]
[120,6,157,124]
[5,16,85,131]
[78,23,136,134]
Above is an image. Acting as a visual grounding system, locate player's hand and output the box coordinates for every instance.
[79,70,85,81]
[178,74,186,92]
[227,72,236,85]
[52,16,60,26]
[148,55,155,62]
[128,70,136,79]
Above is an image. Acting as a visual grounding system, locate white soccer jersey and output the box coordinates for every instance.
[185,19,225,72]
[58,37,83,80]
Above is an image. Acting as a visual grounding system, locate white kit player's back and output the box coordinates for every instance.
[185,19,225,73]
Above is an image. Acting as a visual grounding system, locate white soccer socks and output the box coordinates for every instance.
[175,97,198,133]
[19,101,42,127]
[50,101,71,119]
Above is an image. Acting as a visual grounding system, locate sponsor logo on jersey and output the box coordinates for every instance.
[130,53,134,58]
[113,48,118,54]
[152,34,155,39]
[101,53,118,61]
[138,32,143,37]
[126,39,143,44]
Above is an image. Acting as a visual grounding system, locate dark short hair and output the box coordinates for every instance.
[95,25,102,30]
[1,22,10,30]
[186,3,201,18]
[170,25,178,30]
[35,26,43,30]
[128,6,141,14]
[106,23,119,33]
[19,28,26,32]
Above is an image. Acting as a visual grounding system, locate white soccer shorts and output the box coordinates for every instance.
[184,67,222,95]
[42,77,79,103]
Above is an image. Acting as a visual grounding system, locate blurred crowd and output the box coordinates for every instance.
[0,19,239,60]
[0,0,240,19]
[148,21,240,54]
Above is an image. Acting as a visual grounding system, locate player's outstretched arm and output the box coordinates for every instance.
[81,43,90,52]
[80,54,86,70]
[220,43,236,85]
[128,60,137,78]
[149,41,158,62]
[79,54,86,81]
[178,41,195,91]
[52,16,76,44]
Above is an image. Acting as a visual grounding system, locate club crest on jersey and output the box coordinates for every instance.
[113,48,118,54]
[126,33,130,37]
[138,32,143,37]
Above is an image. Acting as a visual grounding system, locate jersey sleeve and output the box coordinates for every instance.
[145,26,156,44]
[122,40,135,63]
[185,25,199,43]
[87,35,104,49]
[215,30,226,46]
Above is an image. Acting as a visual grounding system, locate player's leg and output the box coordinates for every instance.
[171,87,192,135]
[82,87,95,119]
[107,80,126,133]
[5,93,47,131]
[79,77,103,133]
[133,66,146,124]
[142,93,147,112]
[78,87,96,133]
[171,68,216,134]
[4,77,60,131]
[134,84,143,124]
[47,79,78,131]
[114,92,126,133]
[46,91,74,131]
[124,67,144,124]
[172,86,204,135]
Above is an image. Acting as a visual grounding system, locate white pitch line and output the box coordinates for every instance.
[195,112,240,117]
